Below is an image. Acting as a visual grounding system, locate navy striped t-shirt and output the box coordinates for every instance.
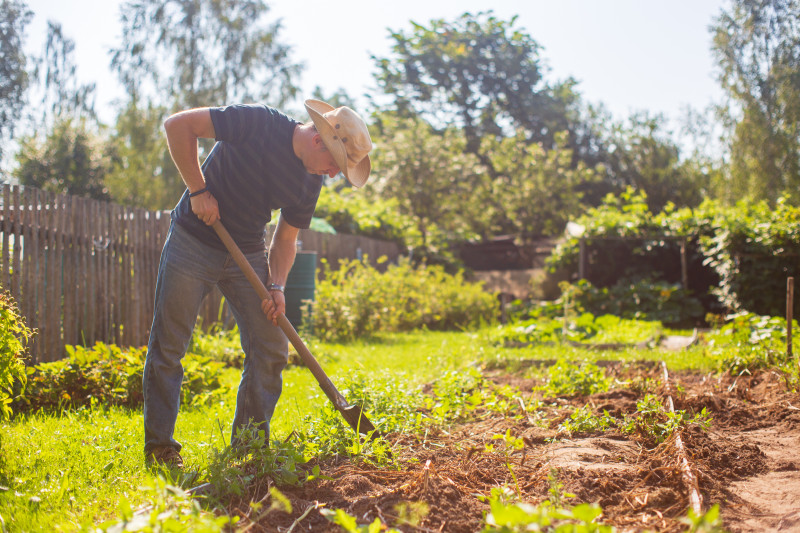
[173,104,323,253]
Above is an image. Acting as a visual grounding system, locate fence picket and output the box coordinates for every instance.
[0,185,399,362]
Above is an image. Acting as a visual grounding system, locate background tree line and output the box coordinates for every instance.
[1,0,799,266]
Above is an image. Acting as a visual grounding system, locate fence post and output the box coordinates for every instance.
[787,276,794,359]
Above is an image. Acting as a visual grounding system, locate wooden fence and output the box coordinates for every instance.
[0,184,400,363]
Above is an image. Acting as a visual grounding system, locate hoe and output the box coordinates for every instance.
[212,220,381,440]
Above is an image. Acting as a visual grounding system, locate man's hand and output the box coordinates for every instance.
[190,191,220,226]
[261,291,286,325]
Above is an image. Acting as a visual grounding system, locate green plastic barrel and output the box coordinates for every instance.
[285,251,317,330]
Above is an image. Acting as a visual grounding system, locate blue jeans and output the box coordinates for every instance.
[143,222,288,453]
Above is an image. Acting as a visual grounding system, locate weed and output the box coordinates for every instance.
[204,425,305,503]
[97,476,237,532]
[679,504,725,533]
[480,484,612,532]
[539,359,612,398]
[620,394,711,444]
[486,429,525,496]
[557,406,615,436]
[321,507,400,532]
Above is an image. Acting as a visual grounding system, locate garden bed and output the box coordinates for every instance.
[225,363,800,532]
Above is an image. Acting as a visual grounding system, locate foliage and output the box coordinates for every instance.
[712,0,800,204]
[680,504,725,533]
[110,0,301,110]
[103,98,181,210]
[310,257,498,342]
[558,405,615,436]
[698,197,800,315]
[482,486,612,532]
[0,290,33,421]
[600,112,708,213]
[619,394,711,444]
[374,12,577,164]
[540,359,612,398]
[547,190,800,318]
[204,425,305,503]
[368,112,482,262]
[14,342,227,413]
[559,279,704,325]
[705,312,797,375]
[13,117,111,200]
[321,508,400,533]
[477,130,594,242]
[24,21,97,131]
[314,180,408,245]
[98,476,237,532]
[495,313,663,348]
[0,0,32,164]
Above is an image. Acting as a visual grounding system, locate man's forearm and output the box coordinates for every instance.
[164,109,215,192]
[268,237,297,286]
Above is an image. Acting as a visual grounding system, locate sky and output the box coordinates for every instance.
[22,0,729,128]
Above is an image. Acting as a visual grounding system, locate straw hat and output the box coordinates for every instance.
[304,99,373,188]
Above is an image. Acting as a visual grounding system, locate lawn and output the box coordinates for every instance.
[2,320,796,531]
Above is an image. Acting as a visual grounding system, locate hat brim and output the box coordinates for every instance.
[305,99,370,188]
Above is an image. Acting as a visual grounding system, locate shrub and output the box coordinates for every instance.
[15,342,227,413]
[309,257,499,342]
[560,278,704,325]
[0,290,34,421]
[705,312,797,374]
[547,190,800,319]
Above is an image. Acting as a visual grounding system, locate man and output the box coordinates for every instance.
[143,100,373,468]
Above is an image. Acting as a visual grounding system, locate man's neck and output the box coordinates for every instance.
[292,123,313,160]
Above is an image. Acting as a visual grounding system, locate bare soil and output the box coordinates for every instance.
[232,362,800,532]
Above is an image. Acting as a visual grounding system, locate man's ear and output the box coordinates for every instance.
[312,133,328,151]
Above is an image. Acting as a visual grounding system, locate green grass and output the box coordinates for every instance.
[0,330,489,531]
[0,323,775,530]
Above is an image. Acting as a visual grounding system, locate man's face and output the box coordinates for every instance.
[305,135,341,178]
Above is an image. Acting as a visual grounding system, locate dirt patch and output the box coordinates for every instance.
[231,364,800,532]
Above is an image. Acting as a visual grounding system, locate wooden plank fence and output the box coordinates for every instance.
[0,184,400,363]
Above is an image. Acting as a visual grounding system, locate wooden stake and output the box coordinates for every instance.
[787,276,794,359]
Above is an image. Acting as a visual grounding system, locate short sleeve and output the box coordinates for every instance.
[280,179,323,229]
[209,104,271,144]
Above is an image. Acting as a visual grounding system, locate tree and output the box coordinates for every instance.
[110,0,303,110]
[13,117,110,199]
[0,0,32,167]
[12,21,105,197]
[478,131,594,242]
[25,21,96,131]
[104,98,180,210]
[603,113,709,213]
[368,113,483,263]
[373,11,579,177]
[711,0,800,203]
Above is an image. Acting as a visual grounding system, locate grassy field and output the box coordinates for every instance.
[0,325,751,531]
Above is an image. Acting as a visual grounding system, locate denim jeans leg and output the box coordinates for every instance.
[219,249,288,445]
[143,223,224,453]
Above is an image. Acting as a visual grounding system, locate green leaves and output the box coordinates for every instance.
[310,257,499,342]
[15,342,228,414]
[0,290,33,421]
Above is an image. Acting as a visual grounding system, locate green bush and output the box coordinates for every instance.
[0,290,34,421]
[561,278,704,325]
[705,312,797,374]
[14,342,227,414]
[309,257,499,342]
[546,190,800,318]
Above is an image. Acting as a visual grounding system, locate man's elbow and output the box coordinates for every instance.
[163,114,180,136]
